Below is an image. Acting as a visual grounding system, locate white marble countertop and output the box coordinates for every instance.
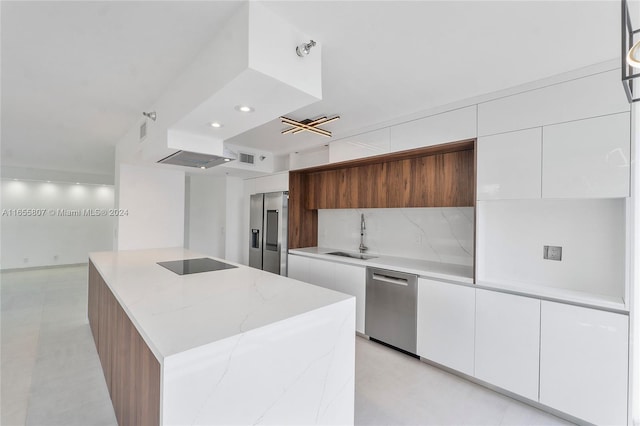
[475,279,628,313]
[288,247,474,284]
[89,248,353,362]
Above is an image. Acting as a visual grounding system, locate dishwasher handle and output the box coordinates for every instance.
[371,273,409,286]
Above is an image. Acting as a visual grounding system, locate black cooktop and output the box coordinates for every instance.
[157,258,237,275]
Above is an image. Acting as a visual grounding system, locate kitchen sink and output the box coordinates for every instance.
[326,251,377,260]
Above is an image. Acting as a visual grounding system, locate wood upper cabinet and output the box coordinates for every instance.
[289,140,475,249]
[303,145,474,210]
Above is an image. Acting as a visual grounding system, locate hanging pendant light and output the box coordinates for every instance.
[627,40,640,68]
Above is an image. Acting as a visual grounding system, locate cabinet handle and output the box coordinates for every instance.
[372,273,409,286]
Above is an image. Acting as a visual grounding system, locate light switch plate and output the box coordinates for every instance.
[543,245,562,261]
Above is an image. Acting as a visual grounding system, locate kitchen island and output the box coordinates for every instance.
[88,248,355,425]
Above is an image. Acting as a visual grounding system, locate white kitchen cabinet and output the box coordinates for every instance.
[477,128,542,200]
[306,257,334,291]
[288,255,366,334]
[474,289,540,401]
[333,262,366,334]
[287,254,309,282]
[389,106,477,152]
[539,301,628,425]
[416,278,475,375]
[542,112,630,198]
[329,128,390,163]
[478,69,629,136]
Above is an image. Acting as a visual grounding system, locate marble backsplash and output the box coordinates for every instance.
[317,207,474,266]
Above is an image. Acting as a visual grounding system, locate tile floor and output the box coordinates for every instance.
[1,265,572,426]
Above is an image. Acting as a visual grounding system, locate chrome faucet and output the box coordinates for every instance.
[359,213,368,253]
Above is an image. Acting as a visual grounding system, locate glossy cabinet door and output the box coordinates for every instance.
[416,278,475,375]
[329,128,390,163]
[289,255,366,334]
[477,128,542,200]
[389,106,477,152]
[287,254,309,282]
[474,289,540,401]
[542,112,630,198]
[539,301,628,425]
[333,262,366,334]
[306,257,334,291]
[478,69,629,136]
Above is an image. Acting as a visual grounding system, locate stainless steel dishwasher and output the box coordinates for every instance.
[365,267,418,354]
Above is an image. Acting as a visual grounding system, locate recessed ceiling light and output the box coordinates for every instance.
[209,122,223,128]
[76,182,80,185]
[235,105,254,113]
[224,158,231,162]
[200,166,206,170]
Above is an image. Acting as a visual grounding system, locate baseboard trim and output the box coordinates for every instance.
[1,262,88,273]
[417,356,594,426]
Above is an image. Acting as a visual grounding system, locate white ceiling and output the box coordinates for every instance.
[1,1,621,177]
[1,1,243,176]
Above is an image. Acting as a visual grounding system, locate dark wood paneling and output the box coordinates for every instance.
[288,172,318,249]
[88,263,99,343]
[288,140,476,250]
[408,156,434,207]
[88,261,161,426]
[436,150,475,207]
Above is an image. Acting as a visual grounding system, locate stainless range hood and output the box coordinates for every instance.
[157,149,236,169]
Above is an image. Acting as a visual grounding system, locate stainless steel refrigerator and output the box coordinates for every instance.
[249,191,288,275]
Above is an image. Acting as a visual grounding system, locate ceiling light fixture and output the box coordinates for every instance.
[142,111,157,121]
[296,40,316,57]
[209,122,223,128]
[627,40,640,68]
[224,158,231,162]
[200,166,206,170]
[235,105,254,113]
[280,115,340,138]
[622,0,640,102]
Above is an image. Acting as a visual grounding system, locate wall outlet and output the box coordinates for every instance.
[23,257,28,263]
[543,245,562,261]
[53,255,59,261]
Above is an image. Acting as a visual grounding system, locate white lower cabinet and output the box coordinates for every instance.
[539,301,629,425]
[416,278,475,375]
[287,254,366,333]
[332,262,366,334]
[287,254,310,282]
[474,289,540,401]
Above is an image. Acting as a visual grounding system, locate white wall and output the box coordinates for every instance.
[117,164,185,251]
[1,179,114,269]
[185,175,226,258]
[183,170,289,268]
[476,199,625,300]
[318,207,474,266]
[225,176,244,263]
[183,175,245,263]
